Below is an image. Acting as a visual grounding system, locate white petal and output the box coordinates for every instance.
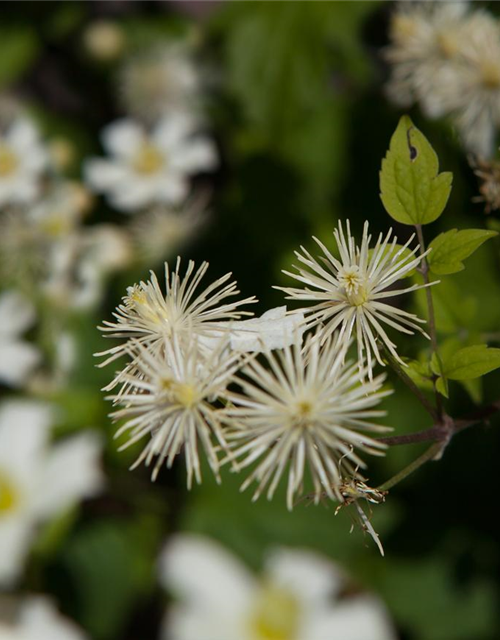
[84,159,129,192]
[170,138,218,173]
[101,119,144,159]
[305,595,397,640]
[7,119,39,152]
[154,113,196,148]
[229,308,305,352]
[0,290,36,336]
[154,175,189,205]
[159,535,255,614]
[265,548,344,606]
[162,606,246,640]
[33,431,104,519]
[0,401,53,482]
[20,597,87,640]
[0,514,33,586]
[0,341,41,387]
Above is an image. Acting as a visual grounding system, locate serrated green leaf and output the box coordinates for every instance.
[428,229,498,275]
[442,345,500,380]
[380,116,452,225]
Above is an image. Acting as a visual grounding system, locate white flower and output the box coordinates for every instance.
[96,257,256,371]
[0,118,48,207]
[84,115,217,213]
[0,596,87,640]
[445,12,500,157]
[385,1,471,117]
[0,401,103,585]
[119,43,202,122]
[159,535,397,640]
[0,291,41,387]
[277,220,431,375]
[224,332,390,510]
[108,331,243,487]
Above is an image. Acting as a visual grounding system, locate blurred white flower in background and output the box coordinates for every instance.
[0,401,103,586]
[159,535,397,640]
[386,1,500,157]
[120,43,202,123]
[0,596,87,640]
[0,291,41,388]
[0,118,48,207]
[131,197,208,265]
[84,115,218,213]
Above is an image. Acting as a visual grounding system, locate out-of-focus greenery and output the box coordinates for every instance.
[1,2,500,639]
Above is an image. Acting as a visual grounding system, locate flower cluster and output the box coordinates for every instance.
[85,39,217,261]
[99,219,428,519]
[385,1,500,157]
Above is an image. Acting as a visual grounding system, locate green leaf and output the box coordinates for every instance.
[380,116,452,225]
[442,345,500,380]
[435,377,449,398]
[428,229,498,275]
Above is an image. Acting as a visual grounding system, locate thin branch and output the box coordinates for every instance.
[415,224,444,419]
[377,442,443,492]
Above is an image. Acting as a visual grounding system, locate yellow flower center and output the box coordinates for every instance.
[480,61,500,89]
[249,585,300,640]
[172,382,198,408]
[0,469,19,516]
[436,32,459,59]
[39,213,71,238]
[391,15,417,42]
[125,286,168,328]
[338,266,368,306]
[133,144,164,175]
[0,145,19,177]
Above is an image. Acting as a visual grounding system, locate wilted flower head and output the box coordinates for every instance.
[108,331,244,487]
[224,331,390,510]
[96,257,256,370]
[159,535,397,640]
[0,401,103,585]
[0,117,48,207]
[0,596,87,640]
[277,220,430,375]
[119,43,202,122]
[84,115,217,213]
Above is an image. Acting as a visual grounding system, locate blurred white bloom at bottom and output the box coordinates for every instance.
[159,535,397,640]
[0,291,41,387]
[0,401,104,586]
[0,596,86,640]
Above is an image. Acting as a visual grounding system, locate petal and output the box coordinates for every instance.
[170,138,218,173]
[0,290,37,336]
[0,514,34,587]
[265,548,344,606]
[33,431,104,519]
[7,118,39,152]
[0,401,53,483]
[154,113,196,148]
[101,119,144,159]
[0,341,41,387]
[305,595,397,640]
[228,309,305,352]
[20,597,87,640]
[159,534,255,613]
[84,159,129,192]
